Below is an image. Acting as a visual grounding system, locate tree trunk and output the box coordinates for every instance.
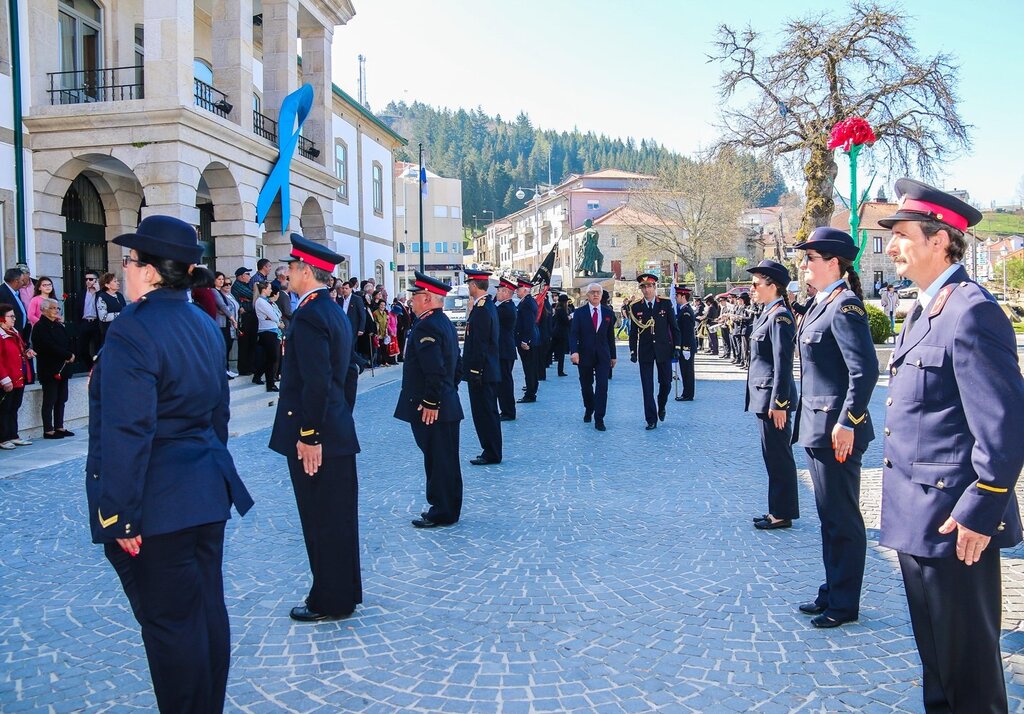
[799,139,838,242]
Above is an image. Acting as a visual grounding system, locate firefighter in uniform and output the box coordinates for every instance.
[627,273,679,429]
[462,268,502,465]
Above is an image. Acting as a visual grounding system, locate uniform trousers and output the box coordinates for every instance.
[411,420,463,524]
[720,327,732,357]
[757,413,799,519]
[677,354,695,399]
[497,358,516,417]
[345,366,359,409]
[517,346,538,398]
[638,359,672,423]
[898,548,1007,714]
[805,446,866,620]
[104,522,230,714]
[577,362,610,421]
[536,340,550,381]
[236,311,258,375]
[288,454,362,616]
[468,380,502,462]
[707,332,718,355]
[77,319,100,370]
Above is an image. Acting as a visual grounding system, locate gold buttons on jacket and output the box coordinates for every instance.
[936,480,945,489]
[915,359,922,367]
[891,367,898,376]
[884,427,890,436]
[287,411,293,416]
[998,522,1006,532]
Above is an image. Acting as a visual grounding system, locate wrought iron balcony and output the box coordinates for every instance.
[47,66,144,105]
[298,135,320,160]
[194,78,232,118]
[253,110,278,143]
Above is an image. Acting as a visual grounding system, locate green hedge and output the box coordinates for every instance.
[865,303,892,344]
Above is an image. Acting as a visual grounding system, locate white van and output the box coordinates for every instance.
[444,284,471,339]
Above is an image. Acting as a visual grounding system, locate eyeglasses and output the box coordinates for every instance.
[85,277,97,282]
[122,256,147,268]
[1,314,14,320]
[800,254,830,265]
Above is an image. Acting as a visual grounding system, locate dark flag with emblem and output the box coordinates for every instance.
[531,244,558,321]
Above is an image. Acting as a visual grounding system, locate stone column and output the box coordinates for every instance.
[298,23,332,169]
[143,0,195,106]
[212,0,254,127]
[261,0,298,120]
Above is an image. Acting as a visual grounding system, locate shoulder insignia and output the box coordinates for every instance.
[840,304,865,317]
[419,336,436,344]
[847,411,867,425]
[477,297,486,307]
[98,509,118,528]
[775,315,793,325]
[930,284,956,317]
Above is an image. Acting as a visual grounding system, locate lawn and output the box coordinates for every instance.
[977,211,1024,236]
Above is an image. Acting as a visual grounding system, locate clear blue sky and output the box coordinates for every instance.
[333,0,1024,207]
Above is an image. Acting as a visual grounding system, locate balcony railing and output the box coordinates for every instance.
[194,78,232,118]
[47,66,144,105]
[253,110,277,143]
[298,135,320,160]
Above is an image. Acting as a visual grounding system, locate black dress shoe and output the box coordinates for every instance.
[752,513,772,522]
[469,457,499,466]
[754,518,792,530]
[798,602,827,615]
[658,408,666,422]
[675,396,686,402]
[266,385,280,392]
[583,412,592,423]
[289,605,346,622]
[595,420,606,431]
[811,614,857,629]
[43,432,61,440]
[499,415,516,421]
[56,429,76,437]
[681,397,694,401]
[557,372,568,377]
[516,396,536,403]
[645,422,657,430]
[412,516,452,528]
[252,377,265,385]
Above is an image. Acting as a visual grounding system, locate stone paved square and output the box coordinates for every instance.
[1,347,1022,712]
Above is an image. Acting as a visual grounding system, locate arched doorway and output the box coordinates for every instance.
[61,174,108,320]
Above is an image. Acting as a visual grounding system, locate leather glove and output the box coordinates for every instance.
[630,352,638,363]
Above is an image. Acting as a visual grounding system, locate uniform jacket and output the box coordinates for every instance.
[538,299,552,344]
[699,301,720,325]
[880,266,1024,557]
[551,305,571,352]
[628,297,679,362]
[745,302,797,414]
[794,286,879,450]
[568,304,616,367]
[394,308,464,423]
[463,294,500,384]
[269,288,360,458]
[496,300,518,361]
[515,295,540,347]
[674,303,697,352]
[86,289,253,543]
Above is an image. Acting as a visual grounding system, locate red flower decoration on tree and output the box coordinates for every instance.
[827,117,876,152]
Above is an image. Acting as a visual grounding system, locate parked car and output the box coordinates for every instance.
[890,278,913,291]
[897,285,919,299]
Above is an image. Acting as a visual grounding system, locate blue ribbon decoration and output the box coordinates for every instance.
[256,83,315,229]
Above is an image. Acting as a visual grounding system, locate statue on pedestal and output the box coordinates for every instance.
[576,219,612,278]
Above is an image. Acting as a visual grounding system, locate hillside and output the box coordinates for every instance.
[976,210,1024,237]
[379,101,786,228]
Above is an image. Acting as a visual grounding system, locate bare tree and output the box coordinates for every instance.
[712,1,970,240]
[625,148,752,295]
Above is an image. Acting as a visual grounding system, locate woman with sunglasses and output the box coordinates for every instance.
[87,216,253,712]
[746,260,799,532]
[790,227,879,629]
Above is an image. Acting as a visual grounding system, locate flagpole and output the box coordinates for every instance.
[418,143,425,273]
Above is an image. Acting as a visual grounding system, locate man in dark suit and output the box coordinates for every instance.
[628,274,679,429]
[270,234,362,623]
[878,179,1024,712]
[463,269,502,465]
[338,280,367,408]
[536,293,552,381]
[495,278,519,420]
[2,268,31,343]
[569,282,617,431]
[515,278,540,403]
[395,271,464,528]
[672,285,696,401]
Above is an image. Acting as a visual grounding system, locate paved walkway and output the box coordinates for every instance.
[1,347,1022,712]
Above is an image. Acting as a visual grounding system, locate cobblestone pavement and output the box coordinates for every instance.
[2,347,1023,713]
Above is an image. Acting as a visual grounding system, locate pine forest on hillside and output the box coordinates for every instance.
[381,102,787,230]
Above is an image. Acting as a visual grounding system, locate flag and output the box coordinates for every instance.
[531,244,558,323]
[420,162,428,198]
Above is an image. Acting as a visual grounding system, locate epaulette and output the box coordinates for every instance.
[477,297,486,307]
[929,283,960,317]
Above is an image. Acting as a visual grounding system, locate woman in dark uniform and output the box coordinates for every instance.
[791,227,879,629]
[745,260,799,531]
[86,216,253,712]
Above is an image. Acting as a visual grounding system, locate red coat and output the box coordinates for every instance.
[0,328,29,388]
[192,287,219,320]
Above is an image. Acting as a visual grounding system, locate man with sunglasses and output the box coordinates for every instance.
[76,271,101,367]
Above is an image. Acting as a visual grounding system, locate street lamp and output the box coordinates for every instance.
[1001,245,1008,299]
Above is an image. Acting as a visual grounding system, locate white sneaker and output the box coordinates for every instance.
[227,370,238,378]
[0,442,16,450]
[10,439,32,446]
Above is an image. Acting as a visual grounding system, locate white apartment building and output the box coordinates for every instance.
[0,0,404,323]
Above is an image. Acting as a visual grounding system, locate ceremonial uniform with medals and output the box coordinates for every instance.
[86,216,253,712]
[396,272,464,527]
[515,279,540,402]
[672,285,696,401]
[792,227,879,627]
[628,274,679,429]
[878,180,1024,713]
[495,277,519,419]
[745,260,799,530]
[462,269,502,465]
[269,235,362,621]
